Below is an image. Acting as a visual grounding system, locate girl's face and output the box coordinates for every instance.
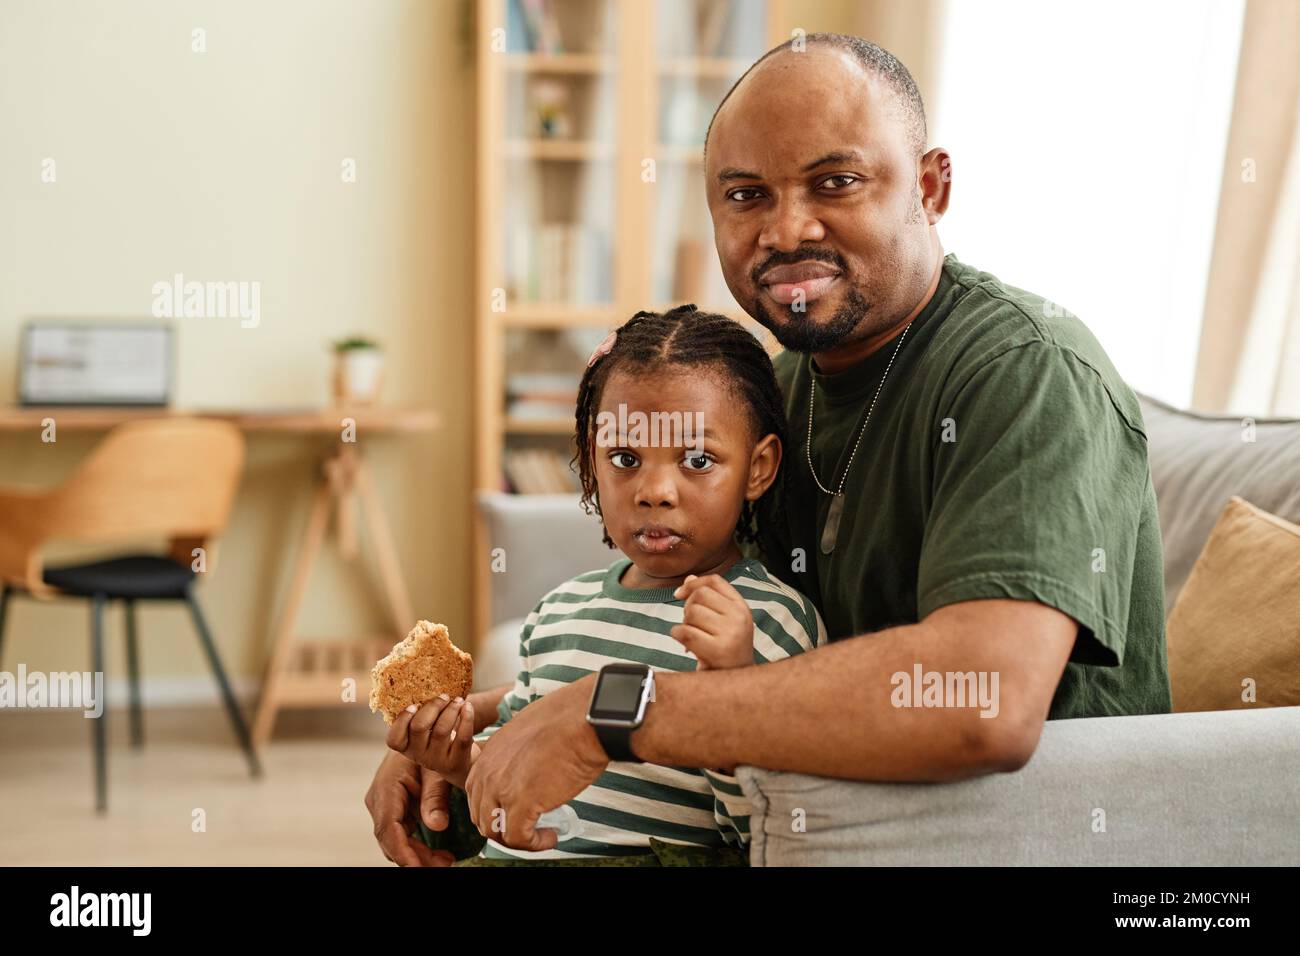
[592,366,781,588]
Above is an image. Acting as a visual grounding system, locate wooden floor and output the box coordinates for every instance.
[0,706,394,866]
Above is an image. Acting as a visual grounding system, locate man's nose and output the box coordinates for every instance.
[758,194,826,251]
[634,463,680,508]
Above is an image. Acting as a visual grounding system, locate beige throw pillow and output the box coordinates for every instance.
[1167,496,1300,712]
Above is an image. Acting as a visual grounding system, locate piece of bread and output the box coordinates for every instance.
[369,621,474,725]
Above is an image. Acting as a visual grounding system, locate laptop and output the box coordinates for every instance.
[19,321,173,406]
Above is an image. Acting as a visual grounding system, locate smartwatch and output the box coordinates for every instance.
[585,663,654,764]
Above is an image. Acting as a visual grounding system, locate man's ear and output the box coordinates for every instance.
[746,434,782,501]
[919,147,951,225]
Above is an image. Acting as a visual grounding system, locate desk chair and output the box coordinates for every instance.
[0,418,261,811]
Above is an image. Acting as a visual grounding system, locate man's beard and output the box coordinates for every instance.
[752,285,871,353]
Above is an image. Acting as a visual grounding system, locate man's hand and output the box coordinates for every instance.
[463,674,608,852]
[363,683,511,866]
[363,750,456,867]
[671,574,755,670]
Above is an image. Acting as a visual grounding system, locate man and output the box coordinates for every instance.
[365,33,1171,866]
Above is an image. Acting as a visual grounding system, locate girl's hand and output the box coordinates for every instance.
[386,695,476,786]
[671,574,756,670]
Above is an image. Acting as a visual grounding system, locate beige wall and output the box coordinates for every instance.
[0,0,473,691]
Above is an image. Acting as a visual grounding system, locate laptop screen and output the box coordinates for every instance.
[19,322,172,406]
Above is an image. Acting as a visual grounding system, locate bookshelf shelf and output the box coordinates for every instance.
[503,139,616,161]
[504,52,614,74]
[658,56,756,78]
[657,143,706,163]
[651,302,743,318]
[502,305,618,327]
[504,417,576,435]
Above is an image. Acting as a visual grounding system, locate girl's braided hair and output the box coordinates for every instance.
[572,303,786,548]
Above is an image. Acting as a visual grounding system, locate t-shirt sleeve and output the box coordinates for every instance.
[472,603,541,744]
[916,342,1150,666]
[742,579,825,661]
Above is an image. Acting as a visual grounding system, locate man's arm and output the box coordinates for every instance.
[463,598,1075,852]
[632,599,1075,781]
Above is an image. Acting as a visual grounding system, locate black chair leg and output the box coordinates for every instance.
[91,593,108,813]
[124,600,144,748]
[0,585,10,665]
[183,590,262,777]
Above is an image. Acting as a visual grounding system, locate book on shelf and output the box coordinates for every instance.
[723,1,766,60]
[544,447,576,490]
[697,1,732,57]
[508,224,611,305]
[658,0,761,59]
[506,371,578,423]
[506,0,531,52]
[513,0,563,55]
[503,447,579,494]
[507,398,576,420]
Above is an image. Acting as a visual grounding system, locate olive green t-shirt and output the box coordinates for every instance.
[754,254,1172,720]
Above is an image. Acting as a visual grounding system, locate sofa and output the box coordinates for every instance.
[475,395,1300,865]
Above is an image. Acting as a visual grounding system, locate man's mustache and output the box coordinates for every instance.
[751,248,848,286]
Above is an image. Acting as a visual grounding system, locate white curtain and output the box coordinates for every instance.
[1193,0,1300,415]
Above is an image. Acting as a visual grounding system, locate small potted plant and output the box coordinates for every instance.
[331,336,384,405]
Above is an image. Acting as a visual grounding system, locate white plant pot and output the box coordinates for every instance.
[334,349,384,405]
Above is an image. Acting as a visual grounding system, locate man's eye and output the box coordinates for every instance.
[727,188,762,202]
[682,453,713,471]
[610,451,639,469]
[820,174,858,190]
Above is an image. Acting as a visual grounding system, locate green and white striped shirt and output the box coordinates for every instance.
[473,555,826,860]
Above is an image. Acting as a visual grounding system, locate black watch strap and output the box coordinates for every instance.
[593,723,643,764]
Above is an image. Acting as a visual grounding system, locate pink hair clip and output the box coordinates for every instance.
[586,330,617,367]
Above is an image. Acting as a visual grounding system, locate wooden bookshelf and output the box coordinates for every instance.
[472,0,787,648]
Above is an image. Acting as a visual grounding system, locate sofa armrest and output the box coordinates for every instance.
[737,706,1300,866]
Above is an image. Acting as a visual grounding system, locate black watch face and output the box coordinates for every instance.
[590,667,647,720]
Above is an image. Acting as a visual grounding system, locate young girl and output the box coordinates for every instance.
[386,304,825,864]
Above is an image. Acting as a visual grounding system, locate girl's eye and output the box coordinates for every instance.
[609,451,639,469]
[727,187,762,203]
[820,174,858,190]
[682,452,714,472]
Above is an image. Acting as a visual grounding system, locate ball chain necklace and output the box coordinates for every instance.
[807,320,913,555]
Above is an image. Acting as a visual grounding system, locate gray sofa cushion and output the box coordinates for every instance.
[474,617,526,692]
[475,492,614,626]
[737,705,1300,866]
[1139,395,1300,612]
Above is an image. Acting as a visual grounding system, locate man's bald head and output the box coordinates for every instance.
[705,33,928,160]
